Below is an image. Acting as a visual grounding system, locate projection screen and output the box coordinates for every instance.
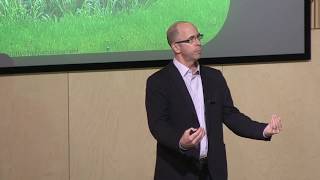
[0,0,311,74]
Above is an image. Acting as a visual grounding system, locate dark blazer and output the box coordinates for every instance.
[146,61,270,180]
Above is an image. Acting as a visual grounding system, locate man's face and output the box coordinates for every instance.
[173,23,202,62]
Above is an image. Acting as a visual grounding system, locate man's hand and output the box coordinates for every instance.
[263,114,282,138]
[179,127,206,150]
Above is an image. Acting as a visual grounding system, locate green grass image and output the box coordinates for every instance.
[0,0,230,58]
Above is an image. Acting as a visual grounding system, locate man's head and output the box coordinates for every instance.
[166,21,203,65]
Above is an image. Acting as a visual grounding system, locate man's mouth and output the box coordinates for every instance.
[195,49,202,54]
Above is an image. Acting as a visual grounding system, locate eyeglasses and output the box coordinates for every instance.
[175,33,204,44]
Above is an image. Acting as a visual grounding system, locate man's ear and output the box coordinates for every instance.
[171,43,181,54]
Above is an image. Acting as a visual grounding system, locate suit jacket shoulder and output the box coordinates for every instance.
[147,62,174,82]
[200,65,225,82]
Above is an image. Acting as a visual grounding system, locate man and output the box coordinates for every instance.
[145,21,282,180]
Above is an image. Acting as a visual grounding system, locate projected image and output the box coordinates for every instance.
[0,0,230,57]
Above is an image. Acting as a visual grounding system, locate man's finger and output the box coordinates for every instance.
[274,117,282,131]
[191,128,204,144]
[189,128,201,138]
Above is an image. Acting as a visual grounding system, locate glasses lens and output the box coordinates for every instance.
[190,34,203,43]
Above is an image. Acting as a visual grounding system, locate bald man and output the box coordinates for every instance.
[145,21,282,180]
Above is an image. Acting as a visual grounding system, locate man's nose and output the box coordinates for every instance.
[194,38,201,46]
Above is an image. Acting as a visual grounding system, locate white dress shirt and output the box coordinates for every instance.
[173,59,208,158]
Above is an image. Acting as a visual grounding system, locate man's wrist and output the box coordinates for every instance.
[263,130,271,138]
[179,142,188,151]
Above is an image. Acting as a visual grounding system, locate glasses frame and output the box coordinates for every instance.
[174,33,204,44]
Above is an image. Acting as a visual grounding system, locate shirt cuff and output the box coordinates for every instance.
[263,130,270,138]
[179,142,188,151]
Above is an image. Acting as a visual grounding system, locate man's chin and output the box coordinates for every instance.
[194,54,201,60]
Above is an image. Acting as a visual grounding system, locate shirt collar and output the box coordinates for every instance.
[173,58,200,77]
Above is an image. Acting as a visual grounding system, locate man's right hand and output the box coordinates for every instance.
[179,127,206,150]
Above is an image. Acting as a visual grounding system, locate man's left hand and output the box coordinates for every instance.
[263,114,282,138]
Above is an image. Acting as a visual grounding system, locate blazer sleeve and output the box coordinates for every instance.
[219,72,271,141]
[145,75,182,152]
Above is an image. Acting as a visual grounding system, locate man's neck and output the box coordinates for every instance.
[174,57,198,73]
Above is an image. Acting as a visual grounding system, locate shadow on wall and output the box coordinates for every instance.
[0,54,15,67]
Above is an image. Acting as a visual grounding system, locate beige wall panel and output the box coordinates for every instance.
[312,30,320,62]
[0,74,69,180]
[312,0,316,28]
[316,0,320,28]
[221,30,320,180]
[69,69,157,180]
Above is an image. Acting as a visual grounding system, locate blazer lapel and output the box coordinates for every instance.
[168,62,198,123]
[200,66,210,106]
[200,66,216,131]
